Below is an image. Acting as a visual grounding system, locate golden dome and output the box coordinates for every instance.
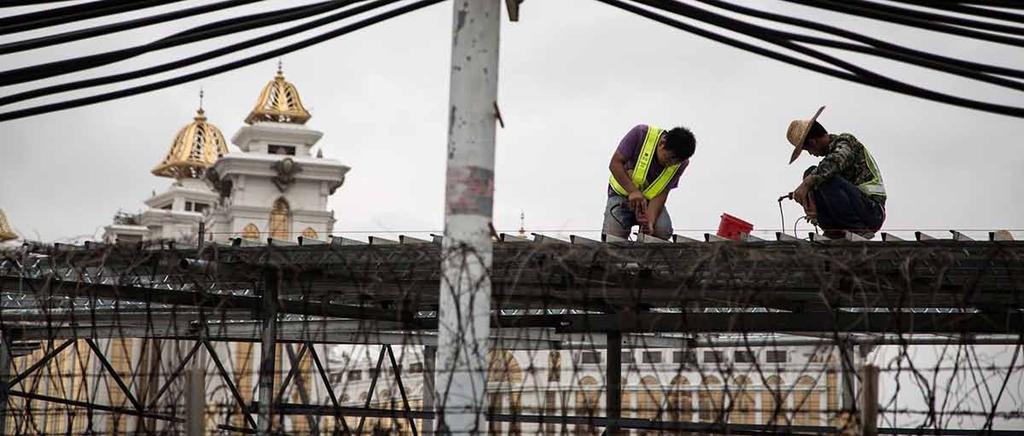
[0,209,17,242]
[245,66,311,125]
[152,107,228,179]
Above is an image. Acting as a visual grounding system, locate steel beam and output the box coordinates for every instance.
[256,270,279,435]
[387,344,419,436]
[606,331,622,436]
[147,340,202,409]
[85,338,144,412]
[8,338,72,386]
[553,312,1024,334]
[307,343,351,435]
[0,332,10,436]
[356,345,389,434]
[422,345,436,436]
[203,339,257,430]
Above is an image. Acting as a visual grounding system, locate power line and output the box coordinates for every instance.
[0,0,446,122]
[0,1,381,106]
[3,0,1024,121]
[697,0,1024,80]
[889,0,1024,22]
[597,0,1024,118]
[691,0,1024,93]
[0,0,363,86]
[0,0,188,36]
[782,0,1024,47]
[0,0,264,55]
[832,0,1024,36]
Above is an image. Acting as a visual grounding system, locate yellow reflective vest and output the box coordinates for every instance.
[608,126,681,199]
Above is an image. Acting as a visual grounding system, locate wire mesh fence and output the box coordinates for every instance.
[0,235,1021,434]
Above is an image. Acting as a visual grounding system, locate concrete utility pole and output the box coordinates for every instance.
[435,0,501,434]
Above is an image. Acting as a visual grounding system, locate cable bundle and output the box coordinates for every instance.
[595,0,1024,119]
[1,0,1023,121]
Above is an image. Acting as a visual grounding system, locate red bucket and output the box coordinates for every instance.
[717,213,753,241]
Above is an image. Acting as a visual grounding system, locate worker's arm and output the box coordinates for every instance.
[609,151,647,213]
[641,190,669,234]
[794,138,854,207]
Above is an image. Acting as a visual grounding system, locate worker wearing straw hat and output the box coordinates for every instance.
[786,106,887,239]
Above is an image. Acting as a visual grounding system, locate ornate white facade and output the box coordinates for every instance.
[103,68,348,245]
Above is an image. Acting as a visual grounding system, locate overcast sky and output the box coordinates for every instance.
[2,1,1023,429]
[2,0,1022,244]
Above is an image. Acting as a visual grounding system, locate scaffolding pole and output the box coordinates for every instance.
[435,0,501,434]
[606,332,623,436]
[257,270,280,435]
[423,345,436,436]
[0,332,10,436]
[186,347,206,436]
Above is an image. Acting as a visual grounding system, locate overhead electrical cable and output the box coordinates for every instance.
[1,1,81,6]
[890,0,1024,22]
[0,0,445,122]
[0,0,264,55]
[0,0,188,36]
[0,0,374,106]
[781,0,1024,47]
[826,0,1024,36]
[2,1,80,6]
[697,0,1024,80]
[597,0,1024,118]
[695,0,1024,88]
[919,0,1024,9]
[640,0,1024,117]
[0,0,361,86]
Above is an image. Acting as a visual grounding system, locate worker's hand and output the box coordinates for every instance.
[628,190,647,214]
[636,209,653,235]
[793,181,812,207]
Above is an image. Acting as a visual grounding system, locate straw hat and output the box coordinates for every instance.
[785,105,826,164]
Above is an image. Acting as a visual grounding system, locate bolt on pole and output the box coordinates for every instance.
[435,0,501,434]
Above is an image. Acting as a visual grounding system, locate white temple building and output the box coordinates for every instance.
[103,66,348,245]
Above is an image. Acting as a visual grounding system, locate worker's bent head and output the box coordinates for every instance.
[657,126,696,166]
[803,121,830,157]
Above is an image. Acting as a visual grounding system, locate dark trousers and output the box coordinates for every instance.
[811,174,885,235]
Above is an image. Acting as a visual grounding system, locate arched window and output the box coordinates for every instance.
[668,375,692,423]
[621,377,633,419]
[575,376,600,435]
[733,375,756,424]
[794,376,821,425]
[762,376,788,426]
[268,198,290,240]
[699,375,723,423]
[487,350,523,435]
[827,369,839,426]
[301,227,318,239]
[241,223,260,240]
[637,376,663,421]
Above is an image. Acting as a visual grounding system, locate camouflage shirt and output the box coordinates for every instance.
[808,133,886,206]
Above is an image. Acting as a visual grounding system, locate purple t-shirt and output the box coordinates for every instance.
[608,124,688,196]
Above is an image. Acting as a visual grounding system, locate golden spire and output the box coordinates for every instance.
[151,91,229,179]
[245,63,311,125]
[0,209,18,242]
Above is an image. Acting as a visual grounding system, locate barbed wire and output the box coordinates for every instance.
[0,236,1021,434]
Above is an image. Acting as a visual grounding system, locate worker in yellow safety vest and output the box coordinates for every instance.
[786,106,887,239]
[605,124,697,240]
